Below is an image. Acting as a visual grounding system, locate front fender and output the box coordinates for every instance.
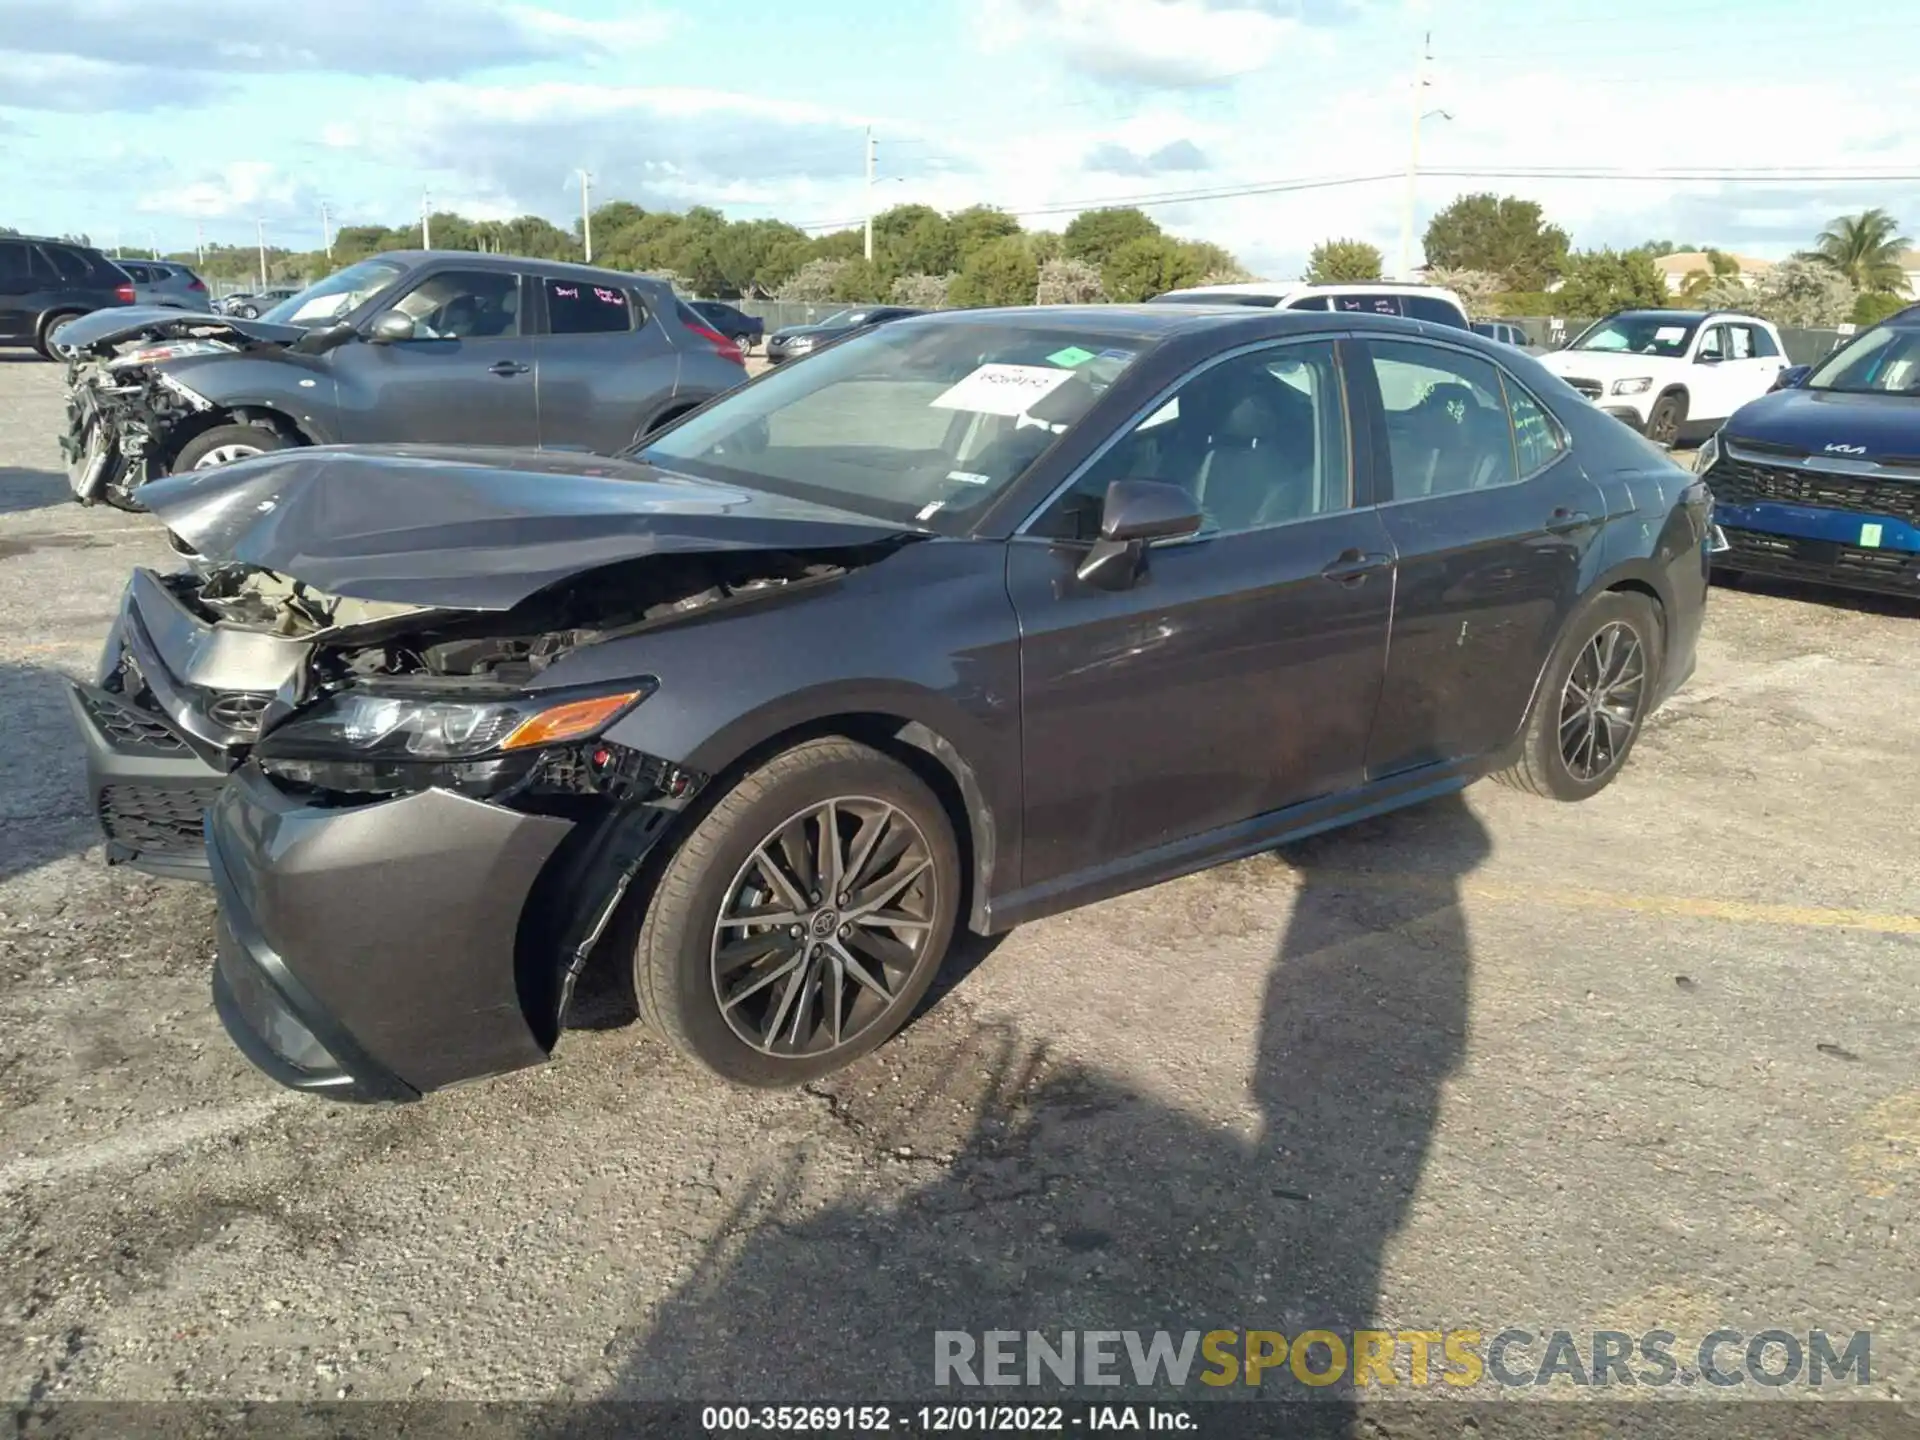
[163,354,342,444]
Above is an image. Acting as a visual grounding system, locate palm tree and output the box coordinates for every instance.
[1800,209,1912,294]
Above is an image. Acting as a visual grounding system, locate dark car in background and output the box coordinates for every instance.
[1700,304,1920,598]
[0,234,135,360]
[764,305,925,364]
[120,259,212,311]
[218,287,299,318]
[1472,320,1536,352]
[57,250,748,509]
[73,305,1710,1102]
[689,299,765,353]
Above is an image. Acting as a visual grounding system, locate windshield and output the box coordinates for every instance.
[1806,322,1920,394]
[1147,292,1282,307]
[817,309,870,328]
[636,319,1150,533]
[262,257,407,328]
[1567,314,1701,356]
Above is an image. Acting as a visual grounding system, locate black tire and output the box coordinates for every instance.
[1647,392,1687,447]
[1491,590,1662,802]
[34,311,85,362]
[170,423,291,474]
[633,737,961,1087]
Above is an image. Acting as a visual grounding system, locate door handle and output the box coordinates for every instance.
[1544,508,1593,534]
[488,360,530,376]
[1321,549,1392,584]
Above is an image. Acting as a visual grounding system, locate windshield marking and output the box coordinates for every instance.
[931,363,1077,416]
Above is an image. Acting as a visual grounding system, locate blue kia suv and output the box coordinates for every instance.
[1699,304,1920,598]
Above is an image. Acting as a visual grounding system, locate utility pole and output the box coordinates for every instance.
[1399,29,1432,282]
[255,218,267,286]
[147,229,159,259]
[576,169,594,262]
[421,188,432,249]
[863,126,876,262]
[321,200,333,260]
[195,222,205,266]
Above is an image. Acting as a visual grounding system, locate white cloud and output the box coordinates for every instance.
[974,0,1303,88]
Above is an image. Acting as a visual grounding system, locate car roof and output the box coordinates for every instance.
[901,303,1487,346]
[376,248,672,288]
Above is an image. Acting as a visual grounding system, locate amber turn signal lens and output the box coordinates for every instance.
[500,691,644,751]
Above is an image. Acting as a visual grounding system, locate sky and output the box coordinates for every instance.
[3,0,1919,281]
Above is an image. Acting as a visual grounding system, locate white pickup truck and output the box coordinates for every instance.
[1537,309,1788,446]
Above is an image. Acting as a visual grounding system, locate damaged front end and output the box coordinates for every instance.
[57,311,303,508]
[86,540,892,1100]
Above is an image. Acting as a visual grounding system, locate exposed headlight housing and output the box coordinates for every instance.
[1696,430,1721,475]
[254,682,653,796]
[1611,377,1653,395]
[108,339,236,369]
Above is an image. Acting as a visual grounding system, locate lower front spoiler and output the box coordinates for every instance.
[205,763,576,1101]
[68,680,223,882]
[1715,525,1920,598]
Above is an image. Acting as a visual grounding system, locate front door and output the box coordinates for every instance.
[329,267,538,447]
[1007,337,1394,892]
[1351,335,1608,776]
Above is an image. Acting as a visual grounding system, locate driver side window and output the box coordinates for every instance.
[1696,324,1726,361]
[1029,340,1352,541]
[389,269,522,340]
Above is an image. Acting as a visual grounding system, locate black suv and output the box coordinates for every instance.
[0,235,134,359]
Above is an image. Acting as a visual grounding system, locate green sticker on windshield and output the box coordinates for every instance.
[1047,345,1097,367]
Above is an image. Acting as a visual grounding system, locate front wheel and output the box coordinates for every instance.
[35,313,83,362]
[633,738,961,1086]
[1491,590,1661,802]
[171,423,291,474]
[1646,392,1687,447]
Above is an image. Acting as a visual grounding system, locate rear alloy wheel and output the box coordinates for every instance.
[1492,590,1660,801]
[1646,392,1687,447]
[171,423,291,473]
[634,738,960,1086]
[35,313,83,362]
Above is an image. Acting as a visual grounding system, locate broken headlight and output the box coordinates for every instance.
[254,682,654,797]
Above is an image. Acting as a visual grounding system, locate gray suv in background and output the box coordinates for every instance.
[117,259,213,310]
[57,250,751,508]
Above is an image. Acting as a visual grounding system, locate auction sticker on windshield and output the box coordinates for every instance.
[932,364,1076,416]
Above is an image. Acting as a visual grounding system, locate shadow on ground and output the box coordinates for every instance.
[1713,570,1920,621]
[556,793,1490,1425]
[0,467,69,517]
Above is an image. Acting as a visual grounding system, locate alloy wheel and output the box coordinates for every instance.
[193,443,264,469]
[1558,620,1646,782]
[710,796,938,1058]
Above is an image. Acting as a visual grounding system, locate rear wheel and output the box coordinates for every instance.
[1492,590,1661,802]
[34,311,84,362]
[633,738,961,1086]
[1646,392,1687,446]
[171,423,291,473]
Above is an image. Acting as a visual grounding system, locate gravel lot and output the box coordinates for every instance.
[1,350,1917,1416]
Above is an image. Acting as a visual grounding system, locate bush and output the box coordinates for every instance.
[1850,290,1911,327]
[1703,258,1856,328]
[890,272,955,308]
[949,236,1039,308]
[1034,257,1106,305]
[1424,267,1503,312]
[1552,249,1669,317]
[1306,239,1383,283]
[775,258,852,303]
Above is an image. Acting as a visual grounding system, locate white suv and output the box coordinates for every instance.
[1536,309,1788,446]
[1147,280,1471,330]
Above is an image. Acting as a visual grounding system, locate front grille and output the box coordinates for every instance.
[98,783,221,852]
[79,688,188,753]
[1720,527,1920,590]
[1566,377,1603,401]
[1708,456,1920,525]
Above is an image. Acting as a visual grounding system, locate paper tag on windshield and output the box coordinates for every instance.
[1655,326,1686,343]
[931,364,1075,416]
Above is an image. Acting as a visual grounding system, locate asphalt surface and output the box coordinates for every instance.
[1,349,1918,1421]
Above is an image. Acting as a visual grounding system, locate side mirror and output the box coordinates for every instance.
[1074,479,1203,589]
[1695,351,1723,365]
[1771,364,1811,393]
[292,318,356,356]
[367,310,417,344]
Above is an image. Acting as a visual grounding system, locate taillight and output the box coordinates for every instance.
[115,283,136,303]
[685,319,743,364]
[188,278,206,291]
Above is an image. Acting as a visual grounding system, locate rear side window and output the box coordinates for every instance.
[1365,339,1520,498]
[121,262,151,282]
[1500,374,1566,475]
[1744,324,1779,358]
[546,277,633,335]
[35,244,99,283]
[1332,292,1405,317]
[0,240,31,282]
[1404,294,1469,328]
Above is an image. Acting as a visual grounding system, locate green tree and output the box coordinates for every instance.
[1852,290,1912,327]
[1552,248,1669,317]
[949,235,1040,308]
[1027,231,1064,265]
[1305,237,1383,283]
[1423,193,1570,290]
[871,204,954,278]
[809,229,866,263]
[1424,266,1502,312]
[709,219,809,297]
[1677,249,1741,303]
[830,257,889,303]
[1035,257,1106,305]
[1101,234,1208,302]
[776,257,852,302]
[1063,207,1161,269]
[948,205,1022,264]
[1801,208,1911,294]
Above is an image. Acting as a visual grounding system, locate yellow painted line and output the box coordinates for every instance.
[1295,868,1920,936]
[4,640,94,656]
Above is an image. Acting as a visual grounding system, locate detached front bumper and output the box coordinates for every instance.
[206,763,576,1102]
[68,681,225,881]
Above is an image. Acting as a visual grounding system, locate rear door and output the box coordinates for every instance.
[327,266,538,447]
[1727,321,1786,406]
[531,275,680,453]
[1352,335,1607,775]
[1007,335,1395,890]
[0,239,32,343]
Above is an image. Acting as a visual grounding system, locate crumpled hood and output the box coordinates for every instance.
[1537,348,1682,382]
[59,304,306,354]
[1723,386,1920,464]
[136,444,917,610]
